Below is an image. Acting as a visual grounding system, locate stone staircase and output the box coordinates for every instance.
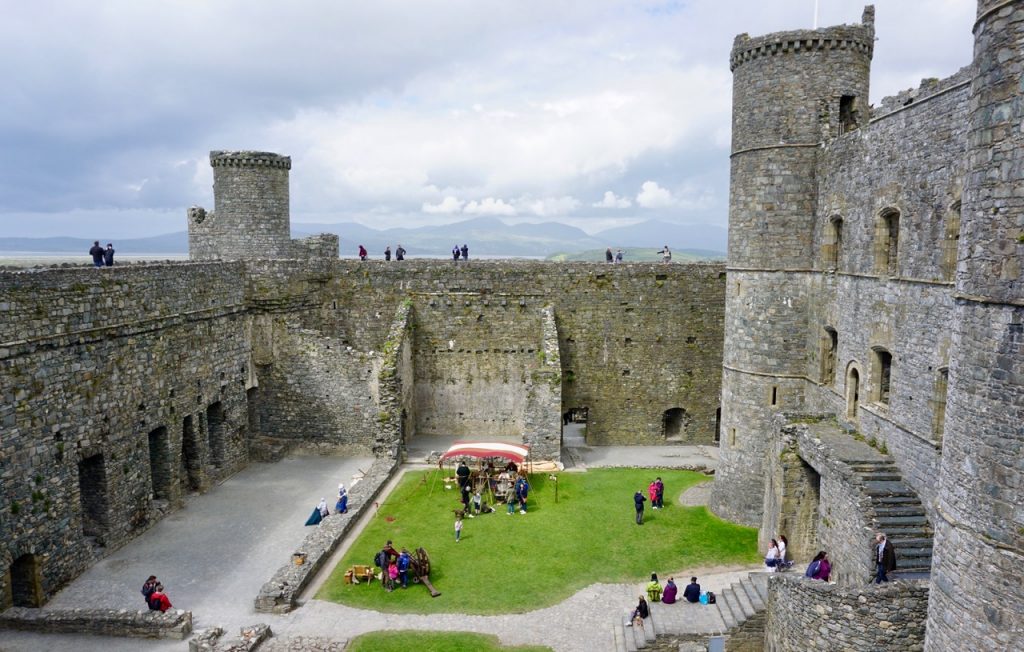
[851,460,934,579]
[611,573,768,651]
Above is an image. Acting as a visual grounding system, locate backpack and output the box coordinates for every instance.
[374,550,387,568]
[805,560,821,578]
[706,591,716,604]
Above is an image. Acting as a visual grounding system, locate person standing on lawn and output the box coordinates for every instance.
[455,514,463,542]
[398,549,411,588]
[634,489,646,524]
[654,477,664,508]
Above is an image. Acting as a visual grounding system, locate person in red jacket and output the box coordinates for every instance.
[148,583,172,612]
[358,245,368,261]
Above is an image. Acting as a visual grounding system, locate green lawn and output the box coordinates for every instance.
[318,468,757,614]
[345,631,553,652]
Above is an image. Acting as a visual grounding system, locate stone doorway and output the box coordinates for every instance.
[846,367,860,420]
[662,407,691,442]
[181,414,202,492]
[8,553,44,608]
[562,407,588,446]
[148,426,171,501]
[77,453,109,544]
[206,401,225,468]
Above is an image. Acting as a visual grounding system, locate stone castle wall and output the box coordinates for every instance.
[0,264,254,608]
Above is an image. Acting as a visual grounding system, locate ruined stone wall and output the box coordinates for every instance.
[0,264,252,607]
[315,261,725,447]
[764,574,929,651]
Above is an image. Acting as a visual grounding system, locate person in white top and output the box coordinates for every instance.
[765,539,781,572]
[777,534,791,570]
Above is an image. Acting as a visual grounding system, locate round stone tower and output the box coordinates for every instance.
[925,1,1024,649]
[708,9,874,526]
[189,150,292,260]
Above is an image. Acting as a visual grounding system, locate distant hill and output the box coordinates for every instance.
[548,248,725,263]
[593,220,727,252]
[0,217,727,259]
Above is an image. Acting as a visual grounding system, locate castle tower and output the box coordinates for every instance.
[708,9,874,525]
[925,1,1024,648]
[188,151,292,260]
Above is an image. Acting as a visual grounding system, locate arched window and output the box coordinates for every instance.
[941,201,961,281]
[875,208,901,277]
[846,364,861,419]
[871,348,893,405]
[932,367,949,442]
[821,327,838,385]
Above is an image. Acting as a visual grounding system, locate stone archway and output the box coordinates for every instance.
[662,407,691,441]
[9,553,43,608]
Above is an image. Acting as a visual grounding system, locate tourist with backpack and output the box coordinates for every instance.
[141,575,158,605]
[148,583,172,612]
[805,551,831,581]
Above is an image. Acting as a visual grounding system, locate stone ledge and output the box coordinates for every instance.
[254,456,401,613]
[0,606,193,640]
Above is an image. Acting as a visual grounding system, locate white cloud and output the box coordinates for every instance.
[423,196,465,214]
[464,198,517,216]
[521,196,581,216]
[593,191,632,209]
[636,181,675,208]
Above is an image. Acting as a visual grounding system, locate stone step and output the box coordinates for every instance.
[881,524,934,536]
[864,481,916,497]
[749,572,770,604]
[730,582,756,620]
[717,589,739,629]
[873,495,924,505]
[612,624,629,652]
[891,570,932,581]
[874,505,927,517]
[859,472,903,481]
[898,547,934,559]
[649,605,666,636]
[849,462,900,472]
[631,616,646,649]
[642,615,656,644]
[875,513,929,526]
[740,577,764,611]
[888,537,934,549]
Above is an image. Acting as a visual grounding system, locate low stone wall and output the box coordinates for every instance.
[254,456,400,613]
[0,606,193,640]
[764,574,928,651]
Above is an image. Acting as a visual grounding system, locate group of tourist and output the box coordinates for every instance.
[452,244,469,261]
[140,575,172,612]
[765,531,895,583]
[632,477,665,525]
[304,483,350,527]
[88,241,115,267]
[602,246,672,263]
[373,540,413,592]
[358,244,408,261]
[629,574,705,626]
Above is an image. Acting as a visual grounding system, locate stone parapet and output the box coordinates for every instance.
[764,573,928,651]
[0,606,193,640]
[210,151,291,169]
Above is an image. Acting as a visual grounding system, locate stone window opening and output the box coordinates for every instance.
[874,208,901,277]
[821,327,838,385]
[714,407,721,443]
[839,95,858,134]
[246,387,260,439]
[206,401,226,468]
[8,553,44,608]
[941,200,961,281]
[77,453,109,543]
[932,367,949,443]
[823,216,843,270]
[770,386,778,406]
[846,365,861,420]
[662,407,691,441]
[148,426,171,501]
[181,415,201,492]
[729,428,737,447]
[871,348,893,405]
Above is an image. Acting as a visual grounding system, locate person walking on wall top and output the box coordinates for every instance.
[658,245,672,263]
[452,245,461,261]
[358,245,367,261]
[874,533,897,583]
[384,246,391,261]
[606,247,614,263]
[395,244,406,261]
[103,243,115,267]
[615,249,624,263]
[460,244,468,261]
[89,241,104,267]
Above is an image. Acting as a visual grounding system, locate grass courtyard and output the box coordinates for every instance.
[346,631,553,652]
[317,468,758,614]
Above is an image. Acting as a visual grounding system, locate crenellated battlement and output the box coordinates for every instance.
[730,6,874,72]
[209,150,291,170]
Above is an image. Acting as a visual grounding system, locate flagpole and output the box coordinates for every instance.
[813,0,819,29]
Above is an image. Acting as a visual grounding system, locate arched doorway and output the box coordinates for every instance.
[662,407,691,442]
[846,366,860,419]
[561,408,588,447]
[9,553,43,608]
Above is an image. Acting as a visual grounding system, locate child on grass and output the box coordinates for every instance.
[387,560,399,591]
[455,515,463,542]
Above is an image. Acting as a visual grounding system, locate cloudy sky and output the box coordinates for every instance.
[1,0,975,239]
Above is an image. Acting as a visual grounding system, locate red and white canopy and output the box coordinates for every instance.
[438,441,530,465]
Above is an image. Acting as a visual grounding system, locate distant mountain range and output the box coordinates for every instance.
[0,218,726,258]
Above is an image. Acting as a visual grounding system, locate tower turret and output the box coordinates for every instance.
[709,9,874,525]
[188,150,292,260]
